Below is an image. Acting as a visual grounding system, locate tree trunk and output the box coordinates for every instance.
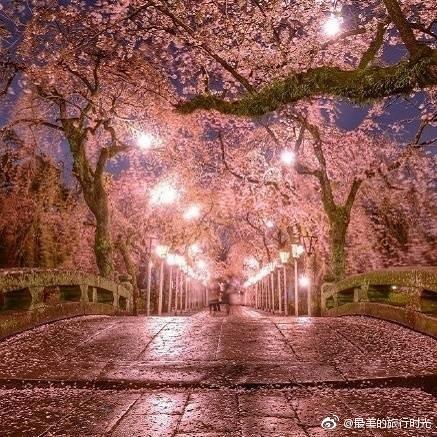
[66,130,114,278]
[328,211,350,282]
[117,237,139,316]
[94,209,113,278]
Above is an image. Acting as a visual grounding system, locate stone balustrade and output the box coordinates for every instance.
[321,266,437,337]
[0,268,133,339]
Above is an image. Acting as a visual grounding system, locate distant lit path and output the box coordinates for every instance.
[1,308,436,435]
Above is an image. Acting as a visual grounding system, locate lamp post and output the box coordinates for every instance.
[168,264,173,313]
[175,267,180,314]
[146,258,153,316]
[277,267,282,313]
[184,273,188,311]
[301,234,318,316]
[155,244,170,315]
[145,236,160,317]
[279,249,290,316]
[291,243,305,316]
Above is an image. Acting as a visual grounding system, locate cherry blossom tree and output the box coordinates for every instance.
[0,130,91,269]
[3,3,175,277]
[0,0,435,289]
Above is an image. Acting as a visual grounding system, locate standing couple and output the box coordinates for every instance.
[209,278,241,316]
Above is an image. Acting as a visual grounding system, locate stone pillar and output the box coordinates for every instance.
[353,288,360,303]
[113,288,120,311]
[92,287,98,303]
[321,283,335,313]
[80,284,89,304]
[359,281,369,302]
[29,286,45,310]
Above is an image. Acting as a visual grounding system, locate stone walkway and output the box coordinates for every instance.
[0,307,436,436]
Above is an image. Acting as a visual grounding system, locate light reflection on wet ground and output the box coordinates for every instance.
[0,308,436,435]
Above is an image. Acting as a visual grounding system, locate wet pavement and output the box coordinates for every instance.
[0,307,436,436]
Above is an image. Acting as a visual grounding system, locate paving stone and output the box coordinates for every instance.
[239,392,296,418]
[0,309,436,436]
[241,416,307,437]
[111,413,181,437]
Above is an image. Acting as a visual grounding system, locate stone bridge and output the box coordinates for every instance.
[0,266,436,435]
[0,268,133,340]
[321,266,437,337]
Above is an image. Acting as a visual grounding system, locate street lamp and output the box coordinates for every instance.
[183,205,201,220]
[279,249,290,265]
[137,132,156,150]
[196,259,207,271]
[244,256,259,270]
[189,243,201,256]
[291,243,305,258]
[265,219,275,229]
[299,275,310,287]
[280,149,295,166]
[323,13,342,36]
[301,234,318,255]
[155,244,170,258]
[291,243,305,316]
[150,182,178,205]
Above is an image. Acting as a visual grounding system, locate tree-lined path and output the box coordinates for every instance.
[0,309,436,436]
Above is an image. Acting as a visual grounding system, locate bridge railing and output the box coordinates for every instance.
[0,269,133,339]
[321,266,437,337]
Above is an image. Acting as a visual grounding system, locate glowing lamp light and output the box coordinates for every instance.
[189,243,201,256]
[150,182,178,205]
[166,253,178,266]
[196,260,207,271]
[245,257,259,270]
[155,244,170,258]
[174,255,186,267]
[299,275,311,287]
[291,243,305,258]
[280,149,295,166]
[323,14,342,36]
[137,132,155,150]
[279,250,290,264]
[265,219,275,229]
[183,205,201,220]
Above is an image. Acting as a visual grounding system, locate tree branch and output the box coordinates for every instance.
[344,178,363,213]
[4,118,64,132]
[245,212,271,262]
[358,20,390,69]
[177,53,436,116]
[149,2,254,92]
[382,0,427,57]
[0,60,18,98]
[218,132,291,204]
